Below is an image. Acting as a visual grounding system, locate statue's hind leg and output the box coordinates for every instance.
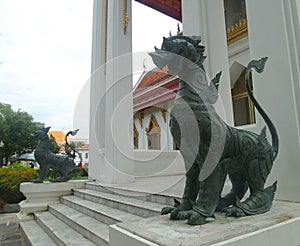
[224,158,276,217]
[216,174,248,212]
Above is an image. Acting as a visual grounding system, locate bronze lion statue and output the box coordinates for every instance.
[149,36,279,225]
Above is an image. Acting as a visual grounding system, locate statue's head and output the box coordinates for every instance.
[32,126,51,140]
[149,35,206,75]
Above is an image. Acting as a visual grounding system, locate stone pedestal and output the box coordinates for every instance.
[17,181,85,221]
[109,201,300,246]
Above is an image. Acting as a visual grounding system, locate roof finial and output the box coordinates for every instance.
[177,23,182,35]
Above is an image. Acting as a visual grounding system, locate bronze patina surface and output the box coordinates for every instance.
[149,35,279,225]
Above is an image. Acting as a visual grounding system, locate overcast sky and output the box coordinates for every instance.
[0,1,179,138]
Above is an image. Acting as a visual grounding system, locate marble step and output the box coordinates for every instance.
[49,203,109,246]
[35,211,96,246]
[61,195,141,225]
[85,181,177,206]
[74,188,163,218]
[20,220,56,246]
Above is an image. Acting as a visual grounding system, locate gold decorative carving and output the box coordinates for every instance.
[161,109,167,123]
[146,115,160,135]
[133,124,139,149]
[123,0,129,34]
[227,19,248,45]
[134,124,139,137]
[137,112,144,128]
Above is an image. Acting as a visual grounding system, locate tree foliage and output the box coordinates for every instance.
[0,103,44,165]
[49,134,60,154]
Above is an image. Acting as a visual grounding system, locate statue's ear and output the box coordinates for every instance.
[162,37,172,49]
[45,126,51,133]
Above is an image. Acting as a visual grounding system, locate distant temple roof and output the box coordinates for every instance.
[134,66,170,90]
[133,67,179,112]
[48,131,66,145]
[134,0,181,21]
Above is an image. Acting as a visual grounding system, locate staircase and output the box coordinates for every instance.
[19,181,177,246]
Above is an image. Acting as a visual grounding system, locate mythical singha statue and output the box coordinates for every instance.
[32,127,81,183]
[149,36,279,225]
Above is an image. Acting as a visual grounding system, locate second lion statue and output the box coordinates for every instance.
[149,35,279,225]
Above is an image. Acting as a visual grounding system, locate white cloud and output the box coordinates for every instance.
[0,0,93,133]
[0,0,180,138]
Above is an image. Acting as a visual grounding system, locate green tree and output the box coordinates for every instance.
[49,134,60,154]
[0,103,44,166]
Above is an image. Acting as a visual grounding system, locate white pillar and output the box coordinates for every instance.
[181,0,234,125]
[89,0,134,183]
[246,0,300,202]
[89,0,106,181]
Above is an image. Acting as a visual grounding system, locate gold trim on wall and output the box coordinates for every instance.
[227,19,248,45]
[232,92,256,125]
[123,0,129,34]
[161,109,167,123]
[146,115,160,135]
[137,112,144,128]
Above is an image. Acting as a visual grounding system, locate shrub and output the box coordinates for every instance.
[0,162,38,205]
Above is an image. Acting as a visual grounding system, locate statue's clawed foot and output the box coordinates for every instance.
[161,199,183,220]
[187,210,206,225]
[161,198,194,220]
[161,207,182,220]
[175,209,206,225]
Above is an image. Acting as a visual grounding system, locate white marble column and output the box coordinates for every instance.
[181,0,234,125]
[89,0,134,183]
[246,0,300,202]
[89,0,106,182]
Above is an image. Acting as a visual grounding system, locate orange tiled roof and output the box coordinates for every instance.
[135,66,171,90]
[48,131,66,145]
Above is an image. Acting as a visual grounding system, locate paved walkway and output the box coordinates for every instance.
[0,213,27,246]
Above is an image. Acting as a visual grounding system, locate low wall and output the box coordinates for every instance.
[17,181,85,221]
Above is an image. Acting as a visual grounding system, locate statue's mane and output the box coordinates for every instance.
[160,35,206,66]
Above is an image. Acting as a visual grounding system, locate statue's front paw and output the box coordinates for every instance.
[224,206,246,217]
[167,207,190,220]
[161,206,174,215]
[177,210,193,220]
[187,211,206,225]
[161,207,182,220]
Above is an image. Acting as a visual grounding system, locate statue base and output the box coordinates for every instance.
[17,181,85,221]
[109,200,300,246]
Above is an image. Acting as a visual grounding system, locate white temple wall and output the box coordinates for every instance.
[134,106,174,151]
